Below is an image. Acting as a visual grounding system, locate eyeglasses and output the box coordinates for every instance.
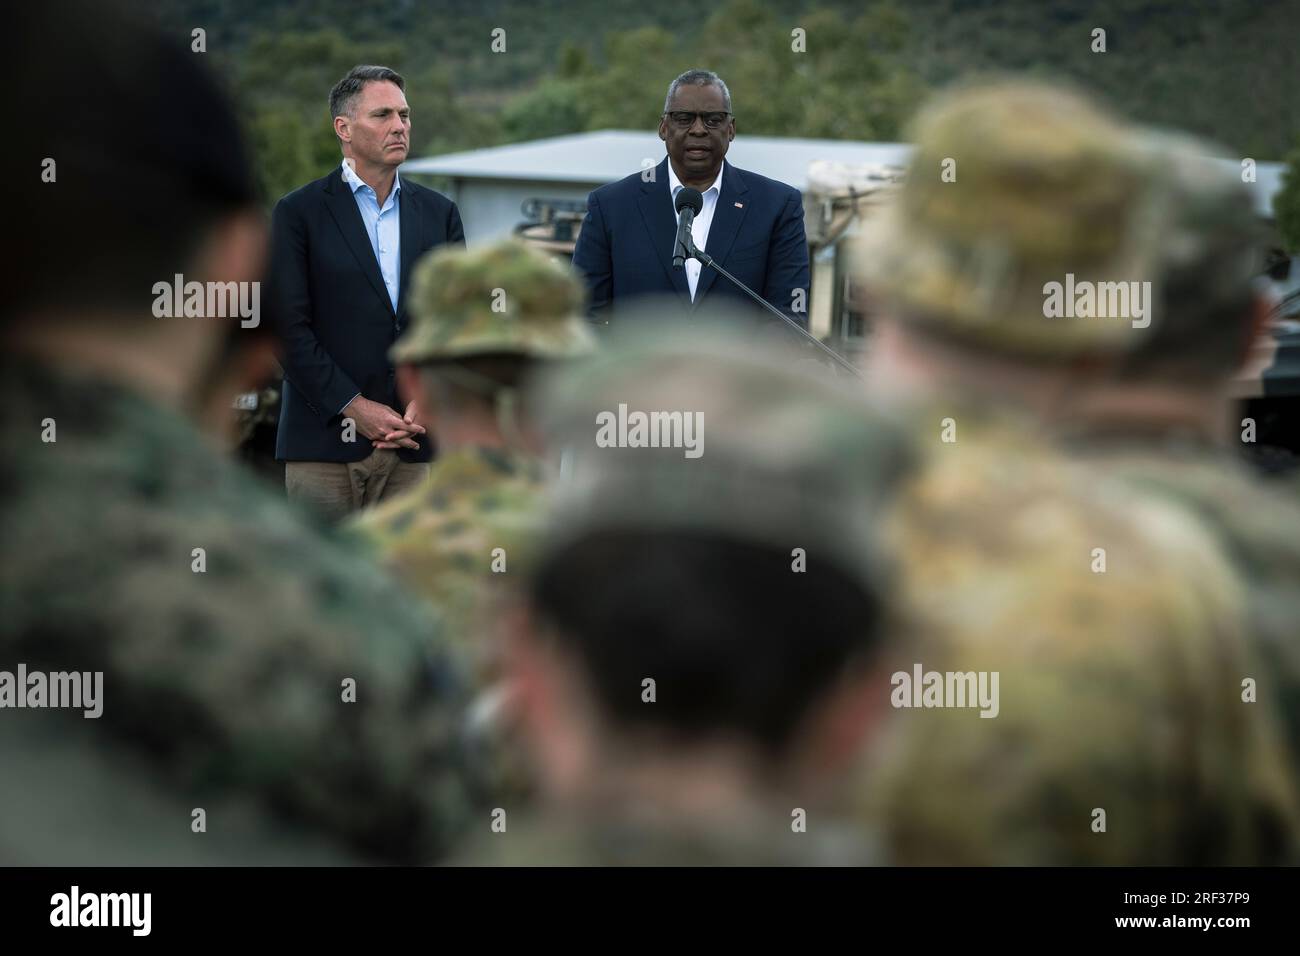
[663,110,733,130]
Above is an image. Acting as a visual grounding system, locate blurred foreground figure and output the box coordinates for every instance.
[852,80,1297,863]
[1061,133,1300,770]
[463,322,913,864]
[1,3,474,864]
[349,240,593,676]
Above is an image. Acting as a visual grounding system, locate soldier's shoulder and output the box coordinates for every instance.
[891,420,1247,653]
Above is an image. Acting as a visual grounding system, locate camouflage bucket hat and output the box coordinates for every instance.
[1137,128,1262,313]
[390,239,595,364]
[530,311,916,594]
[855,79,1171,358]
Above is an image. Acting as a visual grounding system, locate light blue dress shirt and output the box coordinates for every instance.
[341,159,402,312]
[338,160,402,415]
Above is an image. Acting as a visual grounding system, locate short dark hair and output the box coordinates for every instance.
[530,531,882,757]
[13,0,258,319]
[418,355,537,416]
[330,65,405,120]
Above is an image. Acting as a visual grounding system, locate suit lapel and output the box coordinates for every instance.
[323,167,395,316]
[636,158,691,304]
[396,180,420,322]
[694,162,750,304]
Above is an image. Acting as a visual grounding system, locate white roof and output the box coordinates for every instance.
[403,129,1284,216]
[403,129,911,188]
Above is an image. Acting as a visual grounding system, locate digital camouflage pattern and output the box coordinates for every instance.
[390,239,594,365]
[854,404,1299,865]
[0,358,478,865]
[347,445,547,678]
[855,80,1169,358]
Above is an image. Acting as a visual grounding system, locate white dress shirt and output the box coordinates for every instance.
[668,160,724,301]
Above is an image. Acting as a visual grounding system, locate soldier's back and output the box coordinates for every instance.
[1072,432,1300,769]
[857,407,1297,864]
[0,357,477,864]
[349,445,547,675]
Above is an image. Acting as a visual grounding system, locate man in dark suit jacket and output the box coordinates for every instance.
[269,65,465,521]
[572,69,810,330]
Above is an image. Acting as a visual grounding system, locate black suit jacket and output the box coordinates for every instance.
[572,158,810,328]
[268,167,465,463]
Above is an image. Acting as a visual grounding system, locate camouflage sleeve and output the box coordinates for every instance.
[0,380,480,863]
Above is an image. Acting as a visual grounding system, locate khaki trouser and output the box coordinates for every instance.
[285,448,429,522]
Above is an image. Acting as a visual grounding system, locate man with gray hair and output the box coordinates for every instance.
[268,64,466,520]
[572,69,811,329]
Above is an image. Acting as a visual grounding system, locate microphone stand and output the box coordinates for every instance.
[685,237,861,377]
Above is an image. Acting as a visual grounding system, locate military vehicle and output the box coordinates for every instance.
[514,197,587,261]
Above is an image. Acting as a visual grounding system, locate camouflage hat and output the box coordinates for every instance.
[855,79,1171,358]
[1140,129,1262,311]
[390,239,594,364]
[530,312,915,593]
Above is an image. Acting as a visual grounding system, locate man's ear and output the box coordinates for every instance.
[658,118,668,143]
[334,114,351,145]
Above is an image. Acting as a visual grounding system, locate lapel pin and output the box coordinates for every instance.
[734,202,744,208]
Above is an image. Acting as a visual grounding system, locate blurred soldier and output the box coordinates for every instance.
[461,322,914,865]
[1062,132,1300,767]
[348,240,594,676]
[2,1,475,864]
[851,80,1297,863]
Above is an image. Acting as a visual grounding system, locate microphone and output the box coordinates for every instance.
[672,187,703,269]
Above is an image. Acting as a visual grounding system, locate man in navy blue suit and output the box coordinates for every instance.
[572,70,811,329]
[269,65,465,521]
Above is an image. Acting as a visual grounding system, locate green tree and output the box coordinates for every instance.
[1275,144,1300,254]
[501,80,587,142]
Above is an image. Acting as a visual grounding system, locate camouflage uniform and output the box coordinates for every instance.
[1062,131,1300,775]
[1070,434,1300,771]
[351,446,545,669]
[855,406,1296,864]
[849,81,1298,864]
[0,357,477,865]
[348,240,593,676]
[462,324,912,866]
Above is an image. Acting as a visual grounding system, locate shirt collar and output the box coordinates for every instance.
[668,158,724,199]
[341,159,401,197]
